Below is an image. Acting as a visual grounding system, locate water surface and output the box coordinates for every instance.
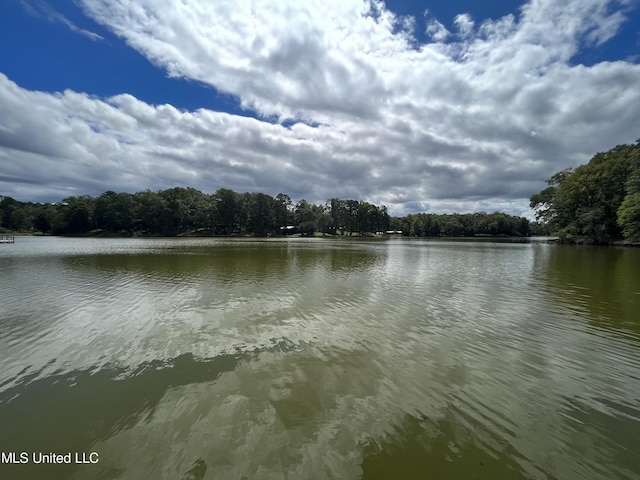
[1,237,639,479]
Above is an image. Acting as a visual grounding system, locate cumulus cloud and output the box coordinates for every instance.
[425,10,451,43]
[454,13,474,38]
[1,0,640,218]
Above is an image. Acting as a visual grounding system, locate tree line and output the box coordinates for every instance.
[0,188,389,237]
[530,140,640,243]
[0,187,534,238]
[389,211,532,237]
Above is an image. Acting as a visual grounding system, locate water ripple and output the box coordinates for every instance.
[1,238,640,479]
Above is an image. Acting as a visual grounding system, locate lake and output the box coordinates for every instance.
[1,236,639,479]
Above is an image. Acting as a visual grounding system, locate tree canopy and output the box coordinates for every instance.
[1,188,391,237]
[530,140,640,243]
[1,187,532,239]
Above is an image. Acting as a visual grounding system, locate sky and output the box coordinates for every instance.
[1,0,639,218]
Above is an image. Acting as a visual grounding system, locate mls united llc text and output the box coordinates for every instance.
[1,451,99,464]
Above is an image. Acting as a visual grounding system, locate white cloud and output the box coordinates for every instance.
[454,13,475,38]
[2,0,640,217]
[426,19,451,42]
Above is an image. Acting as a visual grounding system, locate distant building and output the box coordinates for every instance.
[279,226,298,235]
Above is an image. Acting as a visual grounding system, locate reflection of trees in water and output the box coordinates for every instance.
[325,244,381,273]
[62,240,383,284]
[534,245,640,336]
[361,411,527,480]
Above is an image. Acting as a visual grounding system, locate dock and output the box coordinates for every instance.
[0,235,15,244]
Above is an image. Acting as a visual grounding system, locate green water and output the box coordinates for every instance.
[1,237,639,479]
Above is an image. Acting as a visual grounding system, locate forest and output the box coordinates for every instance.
[0,188,533,238]
[530,140,640,244]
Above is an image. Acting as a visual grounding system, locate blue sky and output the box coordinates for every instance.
[0,1,243,113]
[1,0,639,216]
[0,1,487,111]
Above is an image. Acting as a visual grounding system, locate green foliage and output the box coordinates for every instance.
[245,192,279,236]
[33,204,59,234]
[529,168,573,226]
[617,193,640,241]
[530,141,640,243]
[95,191,135,232]
[60,196,94,234]
[323,198,390,235]
[275,193,294,226]
[213,188,239,234]
[391,211,531,238]
[3,187,534,239]
[294,199,317,234]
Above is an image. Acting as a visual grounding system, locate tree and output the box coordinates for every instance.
[315,208,334,233]
[95,191,135,232]
[33,204,59,234]
[439,215,464,236]
[59,196,94,234]
[295,199,317,235]
[530,141,640,242]
[0,196,18,230]
[6,204,29,231]
[344,200,359,235]
[134,189,166,233]
[246,192,278,236]
[530,168,573,227]
[275,193,294,226]
[327,198,347,233]
[192,193,214,232]
[213,188,240,234]
[617,193,640,241]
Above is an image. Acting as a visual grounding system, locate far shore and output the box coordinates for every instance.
[2,230,563,243]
